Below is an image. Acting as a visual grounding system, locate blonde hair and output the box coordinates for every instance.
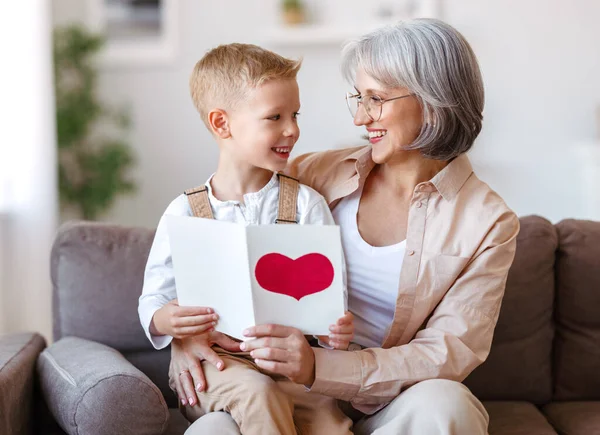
[190,43,302,125]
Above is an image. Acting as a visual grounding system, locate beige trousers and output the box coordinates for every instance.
[182,351,352,435]
[185,378,489,435]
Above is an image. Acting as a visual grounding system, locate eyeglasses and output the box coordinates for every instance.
[345,91,414,122]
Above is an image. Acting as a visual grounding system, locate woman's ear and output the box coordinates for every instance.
[208,109,231,139]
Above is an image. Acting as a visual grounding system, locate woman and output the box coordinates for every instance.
[171,18,519,434]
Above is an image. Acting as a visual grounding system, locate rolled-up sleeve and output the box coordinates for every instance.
[308,211,520,414]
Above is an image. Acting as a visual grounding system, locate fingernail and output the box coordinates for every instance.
[213,315,218,321]
[217,362,224,370]
[240,343,246,351]
[188,397,194,406]
[212,321,217,326]
[181,398,187,405]
[207,308,212,314]
[243,329,249,336]
[196,383,203,392]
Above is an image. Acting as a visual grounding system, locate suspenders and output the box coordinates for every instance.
[184,173,299,224]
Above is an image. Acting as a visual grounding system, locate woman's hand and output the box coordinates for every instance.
[169,331,241,406]
[317,311,355,350]
[240,324,316,386]
[151,299,218,339]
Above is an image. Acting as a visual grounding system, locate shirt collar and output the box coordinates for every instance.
[428,154,473,201]
[340,146,473,201]
[204,172,278,205]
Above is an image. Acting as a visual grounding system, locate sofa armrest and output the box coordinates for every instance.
[38,337,170,435]
[0,332,47,435]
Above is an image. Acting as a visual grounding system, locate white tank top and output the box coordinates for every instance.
[332,187,405,348]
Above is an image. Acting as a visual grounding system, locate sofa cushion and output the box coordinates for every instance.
[542,402,600,435]
[484,402,557,435]
[554,219,600,400]
[126,348,177,408]
[51,221,155,352]
[37,337,169,435]
[464,216,556,403]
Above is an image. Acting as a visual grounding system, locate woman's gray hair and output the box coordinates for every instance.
[341,18,484,160]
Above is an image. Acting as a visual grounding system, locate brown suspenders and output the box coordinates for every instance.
[184,173,299,224]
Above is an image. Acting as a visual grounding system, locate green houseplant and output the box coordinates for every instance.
[54,25,136,220]
[281,0,306,25]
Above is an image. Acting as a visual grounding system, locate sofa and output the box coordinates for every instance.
[1,216,599,434]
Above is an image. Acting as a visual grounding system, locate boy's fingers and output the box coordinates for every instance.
[177,313,218,327]
[176,325,215,337]
[174,306,215,316]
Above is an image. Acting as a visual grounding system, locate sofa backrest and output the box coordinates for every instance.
[463,216,557,404]
[50,221,174,404]
[50,217,600,405]
[553,219,600,400]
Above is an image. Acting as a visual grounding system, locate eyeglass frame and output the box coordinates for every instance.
[345,91,415,122]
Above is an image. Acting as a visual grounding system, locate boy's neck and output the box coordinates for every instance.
[211,159,274,203]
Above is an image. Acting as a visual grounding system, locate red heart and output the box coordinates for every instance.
[255,253,334,301]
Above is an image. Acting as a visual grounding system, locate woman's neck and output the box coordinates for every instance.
[374,151,448,196]
[211,159,273,202]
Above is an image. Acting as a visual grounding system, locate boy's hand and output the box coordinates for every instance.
[317,311,354,350]
[151,299,218,339]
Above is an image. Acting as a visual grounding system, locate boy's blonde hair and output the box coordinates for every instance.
[190,43,302,125]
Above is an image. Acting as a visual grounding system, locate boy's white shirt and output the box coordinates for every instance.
[139,172,346,350]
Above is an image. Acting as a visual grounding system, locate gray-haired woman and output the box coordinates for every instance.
[172,18,519,434]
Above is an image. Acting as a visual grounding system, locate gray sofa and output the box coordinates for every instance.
[1,216,599,434]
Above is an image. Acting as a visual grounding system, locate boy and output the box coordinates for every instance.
[138,44,353,434]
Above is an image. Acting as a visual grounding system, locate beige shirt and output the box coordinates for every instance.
[286,146,520,414]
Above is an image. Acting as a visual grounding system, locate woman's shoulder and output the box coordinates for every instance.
[461,172,520,237]
[286,145,367,190]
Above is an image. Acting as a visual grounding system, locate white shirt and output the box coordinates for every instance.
[139,173,342,349]
[332,187,405,348]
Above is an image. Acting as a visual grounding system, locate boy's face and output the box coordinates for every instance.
[224,78,301,173]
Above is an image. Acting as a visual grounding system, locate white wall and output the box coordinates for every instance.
[1,1,58,339]
[52,0,600,226]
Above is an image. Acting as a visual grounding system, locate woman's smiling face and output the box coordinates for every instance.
[352,68,423,164]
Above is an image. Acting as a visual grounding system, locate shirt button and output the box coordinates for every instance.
[416,202,422,208]
[408,250,415,256]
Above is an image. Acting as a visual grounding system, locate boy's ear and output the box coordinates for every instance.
[207,109,231,139]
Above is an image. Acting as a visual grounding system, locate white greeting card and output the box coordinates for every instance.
[166,216,344,340]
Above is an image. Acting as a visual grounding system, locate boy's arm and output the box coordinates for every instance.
[139,195,190,350]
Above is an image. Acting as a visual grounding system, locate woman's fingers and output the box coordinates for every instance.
[249,347,290,362]
[240,336,289,352]
[199,344,225,371]
[189,361,207,393]
[212,332,242,353]
[243,324,296,339]
[179,369,198,406]
[172,370,187,406]
[329,323,353,334]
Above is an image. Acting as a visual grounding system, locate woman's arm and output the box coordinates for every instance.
[243,211,519,412]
